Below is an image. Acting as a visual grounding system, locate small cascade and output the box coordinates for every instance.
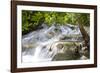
[22,24,85,63]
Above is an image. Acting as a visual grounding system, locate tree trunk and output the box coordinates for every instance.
[78,24,90,50]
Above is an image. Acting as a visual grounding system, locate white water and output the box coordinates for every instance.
[22,24,83,63]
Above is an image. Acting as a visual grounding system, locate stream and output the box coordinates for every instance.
[22,24,89,63]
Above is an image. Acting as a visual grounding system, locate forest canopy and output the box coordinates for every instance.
[22,10,90,35]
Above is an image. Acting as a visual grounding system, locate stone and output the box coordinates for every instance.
[80,55,88,60]
[56,44,63,49]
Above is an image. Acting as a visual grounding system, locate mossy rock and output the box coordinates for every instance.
[52,49,81,61]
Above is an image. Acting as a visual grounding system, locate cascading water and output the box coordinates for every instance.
[22,24,83,63]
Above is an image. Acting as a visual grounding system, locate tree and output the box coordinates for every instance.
[22,10,90,35]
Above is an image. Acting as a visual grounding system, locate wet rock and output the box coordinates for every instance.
[52,47,81,61]
[81,49,89,58]
[80,55,88,60]
[79,41,90,58]
[52,42,83,61]
[46,32,55,39]
[22,44,34,49]
[74,46,80,54]
[56,44,63,49]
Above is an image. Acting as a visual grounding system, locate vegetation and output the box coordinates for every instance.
[22,10,90,35]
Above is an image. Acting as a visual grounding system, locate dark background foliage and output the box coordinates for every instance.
[22,10,90,35]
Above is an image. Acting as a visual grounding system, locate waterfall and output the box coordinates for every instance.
[33,46,42,60]
[22,24,84,63]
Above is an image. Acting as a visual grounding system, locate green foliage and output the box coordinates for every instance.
[22,10,90,35]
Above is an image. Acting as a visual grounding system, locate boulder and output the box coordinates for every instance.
[56,44,63,49]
